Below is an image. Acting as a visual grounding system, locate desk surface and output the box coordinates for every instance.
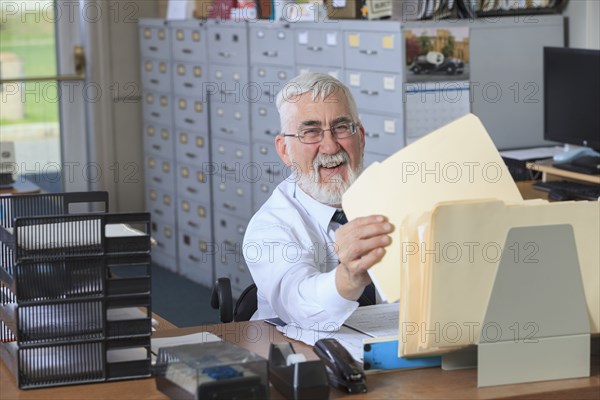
[2,321,599,400]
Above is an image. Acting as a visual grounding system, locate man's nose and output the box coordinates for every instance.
[319,130,340,154]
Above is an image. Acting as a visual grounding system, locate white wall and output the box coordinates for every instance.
[564,0,600,49]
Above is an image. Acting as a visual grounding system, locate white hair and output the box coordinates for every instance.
[276,72,360,135]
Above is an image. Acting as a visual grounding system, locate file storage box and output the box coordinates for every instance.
[0,192,153,389]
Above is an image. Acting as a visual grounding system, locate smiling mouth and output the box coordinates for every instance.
[319,160,346,169]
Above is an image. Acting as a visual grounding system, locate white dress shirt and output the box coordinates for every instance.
[243,179,359,330]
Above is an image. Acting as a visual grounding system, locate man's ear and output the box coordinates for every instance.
[275,135,291,166]
[358,124,366,152]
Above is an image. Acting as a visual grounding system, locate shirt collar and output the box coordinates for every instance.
[293,183,339,232]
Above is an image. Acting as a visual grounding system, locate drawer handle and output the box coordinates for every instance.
[184,83,194,88]
[151,112,160,117]
[264,130,276,136]
[185,118,194,124]
[153,177,162,183]
[154,209,163,215]
[307,46,323,52]
[221,128,234,134]
[187,187,198,194]
[185,152,196,159]
[152,144,161,150]
[262,50,278,57]
[157,241,164,248]
[224,165,236,172]
[266,168,280,176]
[224,240,236,249]
[359,49,378,56]
[263,91,272,97]
[360,90,379,96]
[150,79,159,84]
[365,132,380,139]
[188,254,200,262]
[223,202,236,211]
[149,46,158,52]
[183,49,192,54]
[218,51,232,58]
[188,221,199,228]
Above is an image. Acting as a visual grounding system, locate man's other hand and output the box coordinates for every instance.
[334,215,394,301]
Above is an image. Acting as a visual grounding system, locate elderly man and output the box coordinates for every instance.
[243,73,393,329]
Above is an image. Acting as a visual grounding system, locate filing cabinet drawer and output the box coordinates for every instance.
[151,219,177,257]
[249,24,295,66]
[252,180,278,211]
[296,65,344,82]
[172,62,207,97]
[177,196,212,234]
[173,95,209,132]
[214,212,248,254]
[346,70,403,114]
[252,142,287,183]
[212,179,252,218]
[142,91,173,125]
[152,248,178,273]
[210,103,251,144]
[359,112,404,156]
[208,64,250,104]
[176,162,212,204]
[249,65,294,104]
[295,28,343,68]
[175,129,210,166]
[178,230,214,287]
[145,185,176,223]
[251,103,280,143]
[364,151,388,167]
[141,58,172,93]
[145,154,175,194]
[207,23,248,65]
[143,122,174,158]
[139,19,171,60]
[344,30,402,73]
[212,138,251,176]
[170,20,208,62]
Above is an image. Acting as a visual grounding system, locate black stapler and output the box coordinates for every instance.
[313,338,367,394]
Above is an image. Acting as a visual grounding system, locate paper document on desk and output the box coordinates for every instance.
[343,303,399,338]
[343,114,523,303]
[401,198,600,356]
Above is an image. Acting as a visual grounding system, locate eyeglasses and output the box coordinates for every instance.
[281,122,358,144]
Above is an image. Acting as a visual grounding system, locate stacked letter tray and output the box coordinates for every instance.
[0,192,153,389]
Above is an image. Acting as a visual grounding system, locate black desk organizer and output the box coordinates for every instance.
[0,192,153,389]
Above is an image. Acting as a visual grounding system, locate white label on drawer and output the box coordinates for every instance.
[349,73,361,87]
[298,31,308,45]
[384,119,396,134]
[383,76,396,91]
[326,32,337,46]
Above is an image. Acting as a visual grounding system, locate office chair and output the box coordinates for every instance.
[210,277,257,323]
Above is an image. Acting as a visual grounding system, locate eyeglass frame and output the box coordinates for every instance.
[280,121,360,144]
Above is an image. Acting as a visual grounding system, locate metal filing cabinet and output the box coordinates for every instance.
[208,20,253,297]
[139,19,178,273]
[343,20,405,164]
[249,21,295,216]
[170,20,213,286]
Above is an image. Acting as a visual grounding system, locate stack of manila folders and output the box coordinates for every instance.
[343,114,599,358]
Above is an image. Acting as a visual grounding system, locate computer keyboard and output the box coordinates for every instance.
[532,180,600,201]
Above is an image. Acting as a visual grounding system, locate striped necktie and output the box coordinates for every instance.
[331,210,348,225]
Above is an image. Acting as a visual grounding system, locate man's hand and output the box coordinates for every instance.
[334,215,394,301]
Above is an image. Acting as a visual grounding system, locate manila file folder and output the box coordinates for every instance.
[343,114,523,303]
[400,199,600,356]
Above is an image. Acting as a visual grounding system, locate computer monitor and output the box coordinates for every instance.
[544,47,600,152]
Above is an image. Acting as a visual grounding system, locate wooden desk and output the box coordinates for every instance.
[526,159,600,184]
[2,321,599,400]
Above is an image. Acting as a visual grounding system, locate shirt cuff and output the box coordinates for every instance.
[317,269,359,324]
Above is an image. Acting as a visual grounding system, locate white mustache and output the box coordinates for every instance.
[313,151,349,170]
